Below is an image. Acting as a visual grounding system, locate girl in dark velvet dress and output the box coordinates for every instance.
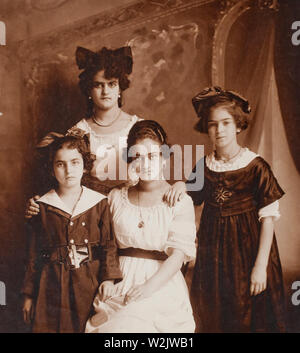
[185,87,286,332]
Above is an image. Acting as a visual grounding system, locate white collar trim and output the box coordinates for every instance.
[206,148,259,172]
[38,186,106,217]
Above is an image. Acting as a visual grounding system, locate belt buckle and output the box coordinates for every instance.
[67,244,90,270]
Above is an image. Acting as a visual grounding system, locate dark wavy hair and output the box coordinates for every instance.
[126,120,170,163]
[194,95,250,134]
[78,47,132,117]
[46,136,94,183]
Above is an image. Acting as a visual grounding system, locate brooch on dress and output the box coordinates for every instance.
[213,186,233,204]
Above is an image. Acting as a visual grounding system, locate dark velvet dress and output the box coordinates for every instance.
[188,156,286,333]
[21,187,122,333]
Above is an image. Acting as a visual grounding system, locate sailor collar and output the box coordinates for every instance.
[38,186,107,218]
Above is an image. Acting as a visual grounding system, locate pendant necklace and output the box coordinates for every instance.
[137,188,145,228]
[92,109,122,127]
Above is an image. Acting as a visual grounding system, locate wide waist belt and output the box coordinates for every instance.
[40,244,102,270]
[206,197,256,216]
[118,247,168,261]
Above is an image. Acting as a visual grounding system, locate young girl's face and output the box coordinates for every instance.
[90,70,120,110]
[53,145,84,189]
[207,107,238,148]
[129,138,165,181]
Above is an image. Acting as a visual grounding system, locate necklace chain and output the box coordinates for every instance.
[137,188,145,228]
[92,109,122,127]
[215,146,242,163]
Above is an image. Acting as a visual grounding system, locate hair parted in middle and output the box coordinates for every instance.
[192,86,251,134]
[126,120,170,163]
[76,46,133,116]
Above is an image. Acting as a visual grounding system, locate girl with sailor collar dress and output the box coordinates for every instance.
[22,135,122,333]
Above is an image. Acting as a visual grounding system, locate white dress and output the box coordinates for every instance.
[85,187,197,333]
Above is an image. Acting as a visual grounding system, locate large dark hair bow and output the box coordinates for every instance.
[192,86,251,118]
[36,127,91,154]
[75,46,133,75]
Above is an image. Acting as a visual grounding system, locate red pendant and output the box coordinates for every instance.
[138,221,144,228]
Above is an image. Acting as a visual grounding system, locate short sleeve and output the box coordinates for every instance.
[164,195,197,263]
[254,158,285,209]
[258,200,280,222]
[186,157,206,206]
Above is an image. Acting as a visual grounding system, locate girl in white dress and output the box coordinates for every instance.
[74,46,142,194]
[85,120,197,333]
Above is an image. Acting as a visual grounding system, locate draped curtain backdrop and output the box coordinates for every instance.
[222,3,300,331]
[274,0,300,173]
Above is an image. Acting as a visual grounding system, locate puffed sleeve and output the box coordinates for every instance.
[164,195,197,263]
[253,157,285,209]
[98,199,123,283]
[186,157,206,206]
[21,218,42,298]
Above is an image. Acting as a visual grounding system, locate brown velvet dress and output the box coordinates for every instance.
[188,156,286,333]
[21,187,122,333]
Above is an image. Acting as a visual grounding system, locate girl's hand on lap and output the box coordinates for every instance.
[124,282,153,305]
[25,196,40,219]
[99,280,115,302]
[163,182,186,207]
[250,264,267,296]
[112,280,124,297]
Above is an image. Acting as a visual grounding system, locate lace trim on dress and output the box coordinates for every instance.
[121,187,166,211]
[206,148,280,221]
[206,147,258,172]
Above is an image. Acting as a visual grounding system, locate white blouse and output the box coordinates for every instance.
[85,187,197,333]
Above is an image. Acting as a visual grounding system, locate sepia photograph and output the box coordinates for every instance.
[0,0,300,339]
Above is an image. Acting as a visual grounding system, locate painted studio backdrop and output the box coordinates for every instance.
[0,0,300,332]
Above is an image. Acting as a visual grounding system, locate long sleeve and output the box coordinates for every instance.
[21,219,42,298]
[98,201,122,283]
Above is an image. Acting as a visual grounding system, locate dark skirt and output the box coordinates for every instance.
[32,261,101,333]
[190,206,286,333]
